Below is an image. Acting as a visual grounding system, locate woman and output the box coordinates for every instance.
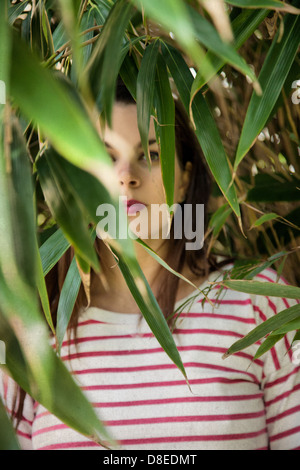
[1,81,300,450]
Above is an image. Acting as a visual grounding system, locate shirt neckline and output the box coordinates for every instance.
[82,270,223,325]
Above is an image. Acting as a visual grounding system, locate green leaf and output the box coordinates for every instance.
[0,1,17,281]
[251,212,279,227]
[209,203,233,237]
[136,238,202,293]
[154,53,176,207]
[39,228,70,276]
[36,152,100,272]
[87,0,134,125]
[0,286,114,448]
[131,0,208,73]
[270,317,300,336]
[119,52,139,100]
[247,174,300,202]
[35,237,56,335]
[221,279,300,299]
[191,8,268,89]
[8,118,37,288]
[188,5,260,98]
[0,397,21,450]
[161,42,240,218]
[224,0,300,14]
[136,40,160,167]
[253,333,285,359]
[42,148,135,258]
[8,0,30,25]
[223,303,300,358]
[56,256,81,353]
[9,31,114,188]
[234,9,300,170]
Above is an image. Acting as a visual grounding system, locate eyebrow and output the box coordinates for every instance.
[104,139,158,150]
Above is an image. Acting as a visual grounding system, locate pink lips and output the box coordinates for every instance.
[126,199,146,215]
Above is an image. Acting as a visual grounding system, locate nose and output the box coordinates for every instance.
[118,163,141,188]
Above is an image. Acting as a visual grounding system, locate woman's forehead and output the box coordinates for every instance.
[103,103,157,150]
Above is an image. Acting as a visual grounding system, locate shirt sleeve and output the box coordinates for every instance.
[0,368,34,450]
[252,269,300,450]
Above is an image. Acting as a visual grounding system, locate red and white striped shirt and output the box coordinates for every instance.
[1,268,300,450]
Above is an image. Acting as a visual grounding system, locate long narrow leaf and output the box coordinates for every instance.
[223,303,300,358]
[8,119,37,288]
[36,153,100,272]
[10,31,115,189]
[161,42,240,219]
[86,0,133,125]
[39,228,70,276]
[193,8,268,89]
[221,279,300,299]
[131,0,207,72]
[224,0,300,14]
[56,256,81,352]
[270,317,300,336]
[136,40,160,167]
[188,5,260,98]
[0,287,114,448]
[253,333,285,359]
[35,237,56,335]
[0,397,21,450]
[234,8,300,170]
[154,54,176,207]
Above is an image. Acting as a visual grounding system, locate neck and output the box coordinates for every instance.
[92,237,170,298]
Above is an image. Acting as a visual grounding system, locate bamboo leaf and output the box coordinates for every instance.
[188,4,260,98]
[0,1,18,282]
[56,256,81,353]
[36,152,100,272]
[154,53,176,207]
[8,118,37,288]
[224,0,300,14]
[220,279,300,299]
[136,40,160,167]
[42,148,135,258]
[161,42,240,218]
[0,397,21,450]
[131,0,207,71]
[8,0,30,25]
[87,0,134,125]
[209,203,233,236]
[35,237,56,335]
[234,9,300,171]
[251,212,279,227]
[191,8,268,89]
[136,238,202,292]
[0,285,114,448]
[270,317,300,336]
[9,31,116,190]
[253,333,285,359]
[39,228,70,276]
[223,303,300,357]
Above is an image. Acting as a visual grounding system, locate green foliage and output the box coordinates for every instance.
[0,0,299,448]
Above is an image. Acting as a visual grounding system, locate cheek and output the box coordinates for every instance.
[143,160,183,204]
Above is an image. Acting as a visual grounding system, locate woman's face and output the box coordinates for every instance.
[103,103,190,241]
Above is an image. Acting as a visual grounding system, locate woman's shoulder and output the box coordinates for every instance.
[176,263,297,315]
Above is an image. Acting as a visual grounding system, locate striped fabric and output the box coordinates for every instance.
[1,268,300,450]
